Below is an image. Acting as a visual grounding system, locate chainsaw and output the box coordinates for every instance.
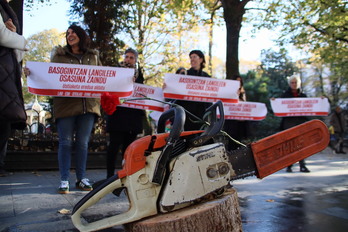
[71,101,329,232]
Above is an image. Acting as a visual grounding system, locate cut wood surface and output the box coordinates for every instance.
[124,188,242,232]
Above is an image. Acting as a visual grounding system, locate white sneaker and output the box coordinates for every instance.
[58,181,69,194]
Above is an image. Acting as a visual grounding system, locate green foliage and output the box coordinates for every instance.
[23,28,65,63]
[118,0,207,85]
[68,0,131,66]
[252,0,348,107]
[244,49,298,105]
[248,113,281,140]
[22,29,65,104]
[243,70,268,103]
[259,48,299,97]
[65,0,230,84]
[243,48,298,138]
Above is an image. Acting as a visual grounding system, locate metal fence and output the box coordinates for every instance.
[7,121,108,153]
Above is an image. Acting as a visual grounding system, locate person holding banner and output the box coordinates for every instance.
[119,48,144,83]
[223,75,248,151]
[24,25,102,193]
[280,75,310,173]
[105,48,146,178]
[52,25,103,193]
[173,50,212,130]
[0,0,28,177]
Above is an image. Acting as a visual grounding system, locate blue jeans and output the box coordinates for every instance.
[56,113,95,181]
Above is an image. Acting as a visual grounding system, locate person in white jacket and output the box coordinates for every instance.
[0,0,27,177]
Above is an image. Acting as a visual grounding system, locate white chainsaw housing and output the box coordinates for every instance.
[159,143,235,212]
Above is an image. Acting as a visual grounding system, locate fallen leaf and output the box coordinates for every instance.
[58,208,70,214]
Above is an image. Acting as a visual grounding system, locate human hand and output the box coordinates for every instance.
[5,19,16,32]
[23,41,29,51]
[23,67,30,76]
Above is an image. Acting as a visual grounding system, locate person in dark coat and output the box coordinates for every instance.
[330,106,346,154]
[280,75,310,173]
[105,48,146,178]
[223,75,248,151]
[0,0,27,177]
[174,50,212,131]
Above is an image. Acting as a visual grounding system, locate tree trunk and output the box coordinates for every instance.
[221,0,251,79]
[124,188,242,232]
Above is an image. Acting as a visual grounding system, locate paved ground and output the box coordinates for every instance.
[0,147,347,232]
[233,147,348,232]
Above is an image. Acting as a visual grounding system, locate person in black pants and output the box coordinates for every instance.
[330,106,346,154]
[105,48,146,178]
[223,75,248,151]
[279,75,310,173]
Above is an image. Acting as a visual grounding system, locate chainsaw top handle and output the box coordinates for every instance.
[157,105,186,138]
[190,100,225,147]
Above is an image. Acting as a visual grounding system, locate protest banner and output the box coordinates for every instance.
[271,97,330,117]
[120,83,165,112]
[163,73,239,103]
[26,61,134,98]
[222,101,267,120]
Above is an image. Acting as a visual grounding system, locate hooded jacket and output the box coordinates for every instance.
[51,45,101,119]
[0,2,27,128]
[330,110,346,134]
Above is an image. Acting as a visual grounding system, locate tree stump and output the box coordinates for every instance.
[124,188,242,232]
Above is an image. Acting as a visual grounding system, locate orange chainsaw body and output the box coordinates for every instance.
[118,131,204,179]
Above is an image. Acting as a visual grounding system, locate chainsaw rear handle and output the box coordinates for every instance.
[152,105,186,184]
[71,172,160,232]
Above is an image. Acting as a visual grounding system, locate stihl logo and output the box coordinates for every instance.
[196,152,216,162]
[256,135,305,164]
[277,136,305,155]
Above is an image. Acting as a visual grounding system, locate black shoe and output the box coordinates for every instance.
[76,178,93,191]
[338,151,346,154]
[300,166,310,173]
[286,167,292,173]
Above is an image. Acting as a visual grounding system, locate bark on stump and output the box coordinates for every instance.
[124,188,242,232]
